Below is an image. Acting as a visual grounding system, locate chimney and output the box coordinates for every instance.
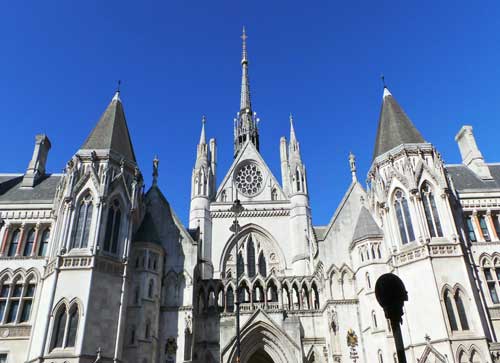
[455,125,492,180]
[21,134,52,187]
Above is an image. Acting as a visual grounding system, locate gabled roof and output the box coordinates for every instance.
[372,87,425,160]
[215,139,286,201]
[80,93,136,162]
[351,207,383,243]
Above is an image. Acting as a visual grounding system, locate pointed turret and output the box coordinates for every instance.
[372,86,425,160]
[81,91,136,162]
[286,114,311,275]
[190,117,215,278]
[199,115,207,145]
[234,27,260,157]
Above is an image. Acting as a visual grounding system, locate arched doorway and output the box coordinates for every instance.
[222,314,300,363]
[248,349,274,363]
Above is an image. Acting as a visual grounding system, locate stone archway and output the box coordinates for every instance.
[248,349,274,363]
[222,310,300,363]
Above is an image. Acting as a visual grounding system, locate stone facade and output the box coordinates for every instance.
[0,32,500,363]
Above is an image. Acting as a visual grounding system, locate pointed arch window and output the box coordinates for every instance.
[444,290,458,331]
[7,229,20,257]
[421,183,443,237]
[237,253,244,278]
[71,193,93,249]
[296,169,302,192]
[247,237,256,278]
[50,303,80,350]
[0,278,36,324]
[38,228,50,257]
[66,306,79,347]
[311,283,320,309]
[52,306,67,349]
[258,252,267,277]
[271,188,278,201]
[267,281,278,302]
[226,287,234,312]
[23,228,36,256]
[454,290,469,330]
[394,189,415,245]
[483,259,500,304]
[103,199,122,254]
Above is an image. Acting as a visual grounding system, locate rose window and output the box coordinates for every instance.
[235,163,264,197]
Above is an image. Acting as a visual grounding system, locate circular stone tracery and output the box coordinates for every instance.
[235,162,264,197]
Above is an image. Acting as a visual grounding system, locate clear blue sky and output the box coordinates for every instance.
[1,1,499,225]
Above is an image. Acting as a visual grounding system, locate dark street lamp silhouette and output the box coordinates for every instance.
[375,273,408,363]
[230,198,244,363]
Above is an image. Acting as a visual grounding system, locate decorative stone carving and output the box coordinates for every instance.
[234,162,264,197]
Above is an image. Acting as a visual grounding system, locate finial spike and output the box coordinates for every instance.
[199,115,207,144]
[381,75,392,98]
[152,155,159,186]
[349,151,357,182]
[112,80,122,102]
[380,74,386,88]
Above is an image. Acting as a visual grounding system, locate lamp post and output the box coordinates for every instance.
[230,198,244,363]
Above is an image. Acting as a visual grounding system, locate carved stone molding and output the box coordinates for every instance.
[211,209,289,219]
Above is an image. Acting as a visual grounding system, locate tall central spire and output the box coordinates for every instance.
[234,27,260,157]
[240,27,252,112]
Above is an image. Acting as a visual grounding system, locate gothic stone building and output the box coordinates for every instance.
[0,32,500,363]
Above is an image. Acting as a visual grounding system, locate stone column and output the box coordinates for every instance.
[31,223,41,257]
[15,224,26,256]
[409,192,426,243]
[486,210,499,241]
[472,211,483,242]
[0,223,11,256]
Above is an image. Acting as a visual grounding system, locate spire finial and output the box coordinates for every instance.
[349,151,357,182]
[241,26,248,63]
[380,74,386,88]
[381,74,392,98]
[199,115,207,144]
[112,80,122,102]
[152,155,159,185]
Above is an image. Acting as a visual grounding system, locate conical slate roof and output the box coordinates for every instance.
[81,92,136,162]
[372,88,425,160]
[352,207,383,242]
[134,211,161,245]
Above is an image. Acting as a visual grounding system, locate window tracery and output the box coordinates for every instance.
[103,199,122,254]
[71,193,93,250]
[421,183,443,237]
[394,189,415,245]
[50,302,80,350]
[443,287,470,332]
[0,275,36,324]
